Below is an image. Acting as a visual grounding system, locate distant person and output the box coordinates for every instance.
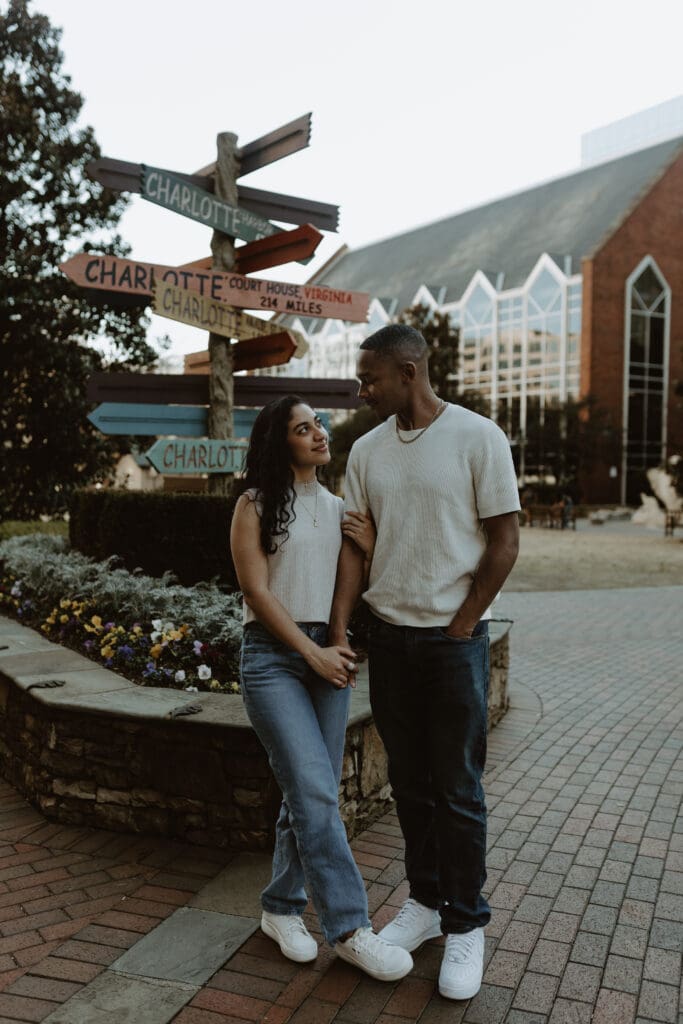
[230,395,412,982]
[561,492,574,530]
[329,326,520,1001]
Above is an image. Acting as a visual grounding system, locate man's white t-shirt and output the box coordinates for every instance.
[344,403,521,628]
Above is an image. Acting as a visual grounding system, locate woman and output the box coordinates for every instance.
[230,395,412,982]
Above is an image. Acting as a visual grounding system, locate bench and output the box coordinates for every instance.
[521,504,577,530]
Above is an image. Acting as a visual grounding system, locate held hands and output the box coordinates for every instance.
[307,644,359,689]
[341,511,376,560]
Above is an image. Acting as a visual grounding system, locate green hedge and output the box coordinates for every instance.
[69,490,238,587]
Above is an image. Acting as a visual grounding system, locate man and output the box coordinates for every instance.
[329,324,520,1000]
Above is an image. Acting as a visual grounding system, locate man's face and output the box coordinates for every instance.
[356,349,406,421]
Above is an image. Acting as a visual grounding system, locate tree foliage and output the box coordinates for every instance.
[522,395,620,497]
[0,0,158,519]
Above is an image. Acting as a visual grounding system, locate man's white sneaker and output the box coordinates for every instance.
[335,927,413,981]
[378,898,442,952]
[438,927,485,1000]
[261,910,318,963]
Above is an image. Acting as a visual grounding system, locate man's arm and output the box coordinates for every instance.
[445,511,519,638]
[328,537,366,647]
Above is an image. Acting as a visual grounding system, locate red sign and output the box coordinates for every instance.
[184,332,297,373]
[59,254,369,322]
[235,224,322,274]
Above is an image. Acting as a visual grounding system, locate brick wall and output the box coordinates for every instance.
[581,150,683,503]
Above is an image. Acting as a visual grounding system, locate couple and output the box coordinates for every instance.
[230,324,520,1000]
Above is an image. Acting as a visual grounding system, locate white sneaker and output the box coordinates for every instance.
[261,910,318,963]
[438,927,485,1000]
[378,898,442,952]
[335,926,413,981]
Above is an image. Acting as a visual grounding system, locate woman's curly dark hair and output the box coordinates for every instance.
[242,394,308,554]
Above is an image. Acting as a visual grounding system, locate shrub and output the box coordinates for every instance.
[68,490,238,586]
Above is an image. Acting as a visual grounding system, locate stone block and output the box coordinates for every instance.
[96,787,132,806]
[53,778,97,801]
[233,787,262,808]
[359,721,388,796]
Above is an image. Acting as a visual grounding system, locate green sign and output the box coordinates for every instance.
[141,165,280,242]
[145,438,248,474]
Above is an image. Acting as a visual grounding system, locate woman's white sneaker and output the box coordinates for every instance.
[335,927,413,981]
[378,898,442,951]
[438,927,485,1000]
[261,911,318,963]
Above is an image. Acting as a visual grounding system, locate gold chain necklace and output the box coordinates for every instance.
[295,481,319,527]
[395,400,446,444]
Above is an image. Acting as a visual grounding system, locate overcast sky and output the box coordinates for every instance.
[29,0,683,361]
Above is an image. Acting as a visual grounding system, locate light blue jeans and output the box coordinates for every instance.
[240,621,370,945]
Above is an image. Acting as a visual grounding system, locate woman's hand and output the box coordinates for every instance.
[342,511,376,560]
[306,644,359,689]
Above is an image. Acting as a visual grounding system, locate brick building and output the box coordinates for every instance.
[278,138,683,504]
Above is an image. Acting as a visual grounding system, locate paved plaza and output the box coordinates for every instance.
[0,586,680,1023]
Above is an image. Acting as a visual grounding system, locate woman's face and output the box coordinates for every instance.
[286,403,330,468]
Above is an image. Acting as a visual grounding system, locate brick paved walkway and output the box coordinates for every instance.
[0,586,681,1023]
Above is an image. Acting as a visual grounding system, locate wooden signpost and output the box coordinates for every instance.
[76,113,364,489]
[60,253,370,322]
[144,438,248,475]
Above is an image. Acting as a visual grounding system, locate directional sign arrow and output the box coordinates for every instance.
[140,166,284,246]
[152,282,308,352]
[231,332,298,373]
[87,373,359,409]
[145,438,248,475]
[195,113,312,179]
[86,157,339,232]
[60,254,370,323]
[89,404,254,437]
[89,403,330,438]
[234,224,322,274]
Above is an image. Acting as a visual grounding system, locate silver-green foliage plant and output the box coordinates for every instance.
[0,535,243,690]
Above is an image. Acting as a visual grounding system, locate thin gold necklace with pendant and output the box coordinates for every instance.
[296,480,319,527]
[395,400,446,444]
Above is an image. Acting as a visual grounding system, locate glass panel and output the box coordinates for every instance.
[634,265,664,310]
[628,393,644,443]
[464,284,493,325]
[646,393,662,444]
[529,268,562,312]
[630,314,646,363]
[649,316,664,366]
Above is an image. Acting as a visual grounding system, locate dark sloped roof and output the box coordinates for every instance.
[313,137,683,311]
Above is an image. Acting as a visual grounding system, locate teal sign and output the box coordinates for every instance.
[141,166,279,243]
[89,403,330,438]
[145,438,248,474]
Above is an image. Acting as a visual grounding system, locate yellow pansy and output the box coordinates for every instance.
[60,614,69,624]
[101,645,114,659]
[150,644,163,660]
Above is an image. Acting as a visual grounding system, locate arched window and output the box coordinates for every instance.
[623,259,669,504]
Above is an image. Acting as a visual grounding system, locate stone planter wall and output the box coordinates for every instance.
[0,619,510,850]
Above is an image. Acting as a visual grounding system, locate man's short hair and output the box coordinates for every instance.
[360,324,428,364]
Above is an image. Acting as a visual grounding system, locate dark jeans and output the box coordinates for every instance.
[367,612,491,933]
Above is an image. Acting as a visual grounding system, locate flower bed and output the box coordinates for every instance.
[0,534,243,694]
